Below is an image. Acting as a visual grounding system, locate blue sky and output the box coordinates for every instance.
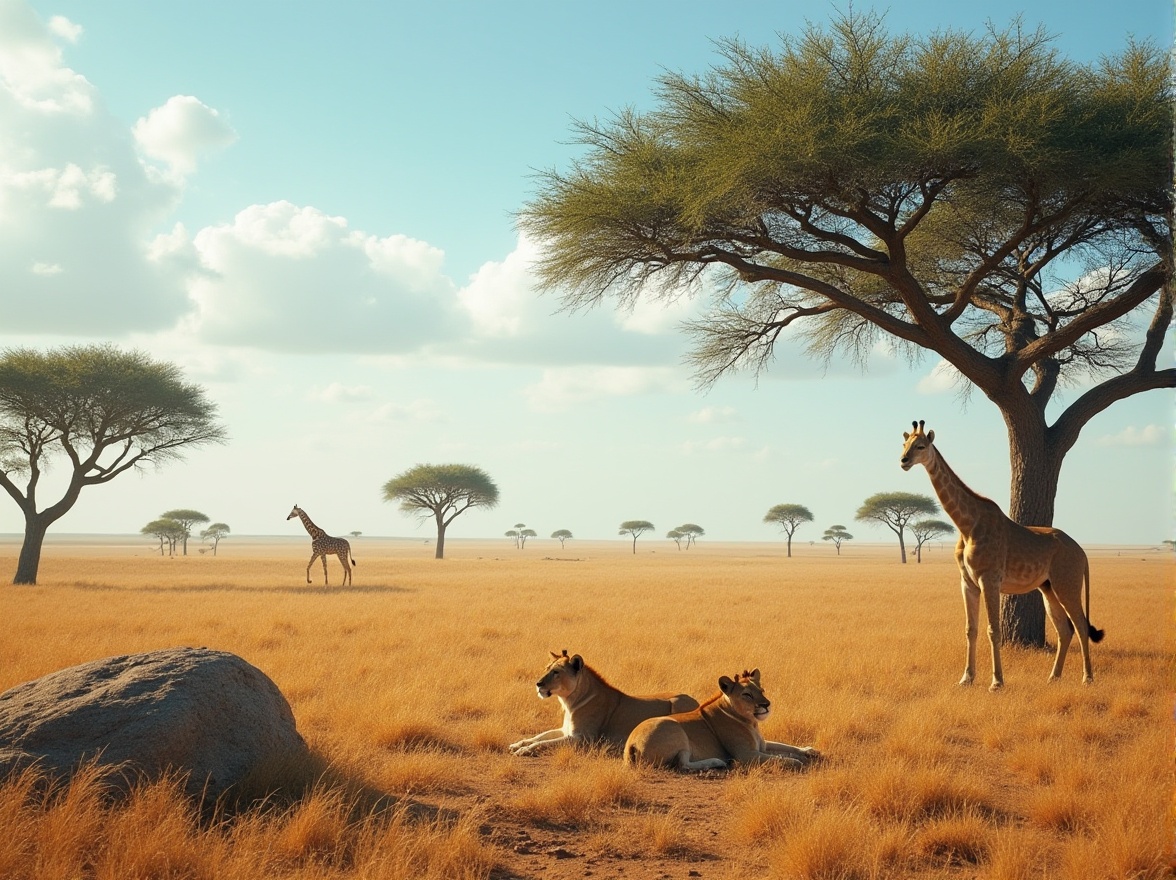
[2,0,1172,546]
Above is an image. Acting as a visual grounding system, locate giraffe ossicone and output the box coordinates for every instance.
[900,421,1102,690]
[287,504,356,587]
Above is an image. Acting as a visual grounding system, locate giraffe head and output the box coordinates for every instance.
[287,504,301,520]
[900,420,936,471]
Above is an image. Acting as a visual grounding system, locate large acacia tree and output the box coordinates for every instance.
[521,13,1173,645]
[856,492,940,563]
[382,464,499,559]
[0,345,227,584]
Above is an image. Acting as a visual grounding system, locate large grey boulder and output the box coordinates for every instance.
[0,647,307,800]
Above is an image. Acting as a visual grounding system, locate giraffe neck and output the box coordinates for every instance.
[921,445,986,536]
[296,509,327,539]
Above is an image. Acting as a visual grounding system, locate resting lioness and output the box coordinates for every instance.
[624,668,821,771]
[508,650,699,756]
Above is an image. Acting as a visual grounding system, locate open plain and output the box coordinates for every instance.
[0,536,1171,880]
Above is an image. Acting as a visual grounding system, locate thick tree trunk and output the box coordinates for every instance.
[999,411,1064,648]
[435,520,446,559]
[14,516,49,584]
[786,535,792,557]
[897,531,907,563]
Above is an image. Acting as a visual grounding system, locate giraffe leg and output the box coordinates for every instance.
[977,574,1004,690]
[959,576,980,686]
[1054,581,1095,685]
[1041,587,1074,682]
[321,553,329,585]
[338,552,351,587]
[306,552,321,584]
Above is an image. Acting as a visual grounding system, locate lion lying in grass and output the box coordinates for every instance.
[508,650,699,756]
[624,668,821,771]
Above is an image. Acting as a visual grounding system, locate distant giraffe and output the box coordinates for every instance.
[287,504,356,586]
[900,421,1103,689]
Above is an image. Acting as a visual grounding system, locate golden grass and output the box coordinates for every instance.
[0,538,1171,879]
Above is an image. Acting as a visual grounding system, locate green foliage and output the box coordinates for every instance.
[763,504,814,531]
[382,464,500,521]
[855,492,940,529]
[382,463,499,559]
[822,524,854,555]
[520,10,1173,544]
[551,529,573,548]
[0,344,226,582]
[675,523,704,547]
[619,520,655,535]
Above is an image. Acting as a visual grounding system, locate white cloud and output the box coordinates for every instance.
[522,365,686,412]
[30,260,61,275]
[133,95,237,176]
[0,3,93,114]
[186,201,462,352]
[917,359,961,394]
[688,405,738,424]
[47,15,82,44]
[1095,424,1168,447]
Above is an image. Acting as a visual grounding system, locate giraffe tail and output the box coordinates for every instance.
[1084,558,1104,643]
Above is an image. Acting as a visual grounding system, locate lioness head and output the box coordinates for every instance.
[535,650,583,699]
[718,669,770,722]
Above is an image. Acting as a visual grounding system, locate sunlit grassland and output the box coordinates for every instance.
[0,539,1171,879]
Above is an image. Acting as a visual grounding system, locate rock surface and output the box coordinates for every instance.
[0,647,307,799]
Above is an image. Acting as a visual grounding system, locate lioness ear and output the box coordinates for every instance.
[570,654,583,672]
[719,675,735,693]
[926,429,935,443]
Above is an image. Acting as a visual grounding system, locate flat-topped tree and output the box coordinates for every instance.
[383,464,499,560]
[619,520,654,554]
[551,529,573,548]
[521,11,1173,645]
[910,518,955,564]
[676,523,704,548]
[200,522,230,556]
[855,492,940,564]
[763,504,813,558]
[0,345,226,584]
[822,525,853,556]
[161,509,209,556]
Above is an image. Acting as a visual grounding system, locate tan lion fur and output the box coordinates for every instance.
[508,650,699,756]
[623,669,821,771]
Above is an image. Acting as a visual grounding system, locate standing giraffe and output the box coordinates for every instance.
[899,421,1103,689]
[287,504,356,586]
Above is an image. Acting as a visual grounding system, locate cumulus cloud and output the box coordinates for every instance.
[185,201,462,352]
[0,3,93,113]
[47,15,82,43]
[134,95,237,176]
[1095,424,1168,447]
[522,365,686,412]
[917,359,962,394]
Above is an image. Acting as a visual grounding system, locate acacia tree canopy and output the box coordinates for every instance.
[910,517,955,563]
[161,508,209,556]
[0,345,227,584]
[763,503,814,557]
[619,519,654,554]
[856,492,940,563]
[520,11,1174,644]
[382,463,499,559]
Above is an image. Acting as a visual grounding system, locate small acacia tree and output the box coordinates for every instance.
[200,522,231,556]
[856,492,940,563]
[0,345,226,584]
[619,520,654,554]
[667,528,685,549]
[161,509,209,556]
[382,464,499,559]
[910,518,955,563]
[822,524,854,555]
[551,529,573,548]
[142,518,185,557]
[763,504,813,557]
[676,523,704,548]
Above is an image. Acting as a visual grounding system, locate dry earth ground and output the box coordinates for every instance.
[0,536,1171,880]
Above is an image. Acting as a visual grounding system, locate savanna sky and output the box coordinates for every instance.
[2,0,1172,545]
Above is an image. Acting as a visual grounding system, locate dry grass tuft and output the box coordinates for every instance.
[508,757,644,828]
